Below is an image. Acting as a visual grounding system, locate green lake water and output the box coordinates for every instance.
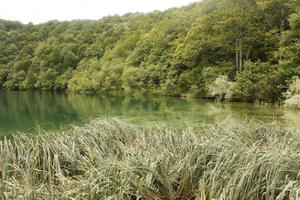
[0,91,300,135]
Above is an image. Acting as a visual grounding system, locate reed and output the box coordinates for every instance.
[0,119,300,200]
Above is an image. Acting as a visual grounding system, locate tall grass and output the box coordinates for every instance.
[1,119,300,200]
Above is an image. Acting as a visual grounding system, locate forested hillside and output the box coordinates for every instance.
[1,0,300,103]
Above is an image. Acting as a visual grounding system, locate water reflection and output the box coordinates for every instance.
[0,91,299,135]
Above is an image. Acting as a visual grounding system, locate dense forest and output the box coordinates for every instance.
[1,0,300,103]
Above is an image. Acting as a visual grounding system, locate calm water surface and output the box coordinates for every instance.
[0,91,299,135]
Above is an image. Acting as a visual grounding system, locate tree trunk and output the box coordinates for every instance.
[236,39,239,70]
[246,48,250,61]
[279,9,285,61]
[239,39,243,71]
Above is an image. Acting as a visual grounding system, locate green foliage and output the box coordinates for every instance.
[68,58,101,92]
[0,0,300,102]
[233,61,283,102]
[122,64,162,93]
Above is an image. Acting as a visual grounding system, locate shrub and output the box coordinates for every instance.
[208,75,236,100]
[284,77,300,108]
[160,79,182,96]
[233,61,274,102]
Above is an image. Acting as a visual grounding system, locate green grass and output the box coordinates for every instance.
[1,119,300,200]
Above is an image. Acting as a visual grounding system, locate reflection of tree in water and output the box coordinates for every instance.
[223,103,287,125]
[0,91,299,135]
[0,91,80,134]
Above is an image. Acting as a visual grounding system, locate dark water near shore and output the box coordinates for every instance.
[0,91,299,135]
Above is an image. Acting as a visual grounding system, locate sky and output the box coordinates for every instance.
[0,0,198,24]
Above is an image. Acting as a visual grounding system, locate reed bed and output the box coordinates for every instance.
[1,119,300,200]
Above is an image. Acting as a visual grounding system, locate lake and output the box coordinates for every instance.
[0,91,299,135]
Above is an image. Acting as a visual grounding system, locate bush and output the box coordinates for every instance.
[285,95,300,108]
[208,75,236,100]
[160,79,182,96]
[232,61,284,102]
[284,77,300,108]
